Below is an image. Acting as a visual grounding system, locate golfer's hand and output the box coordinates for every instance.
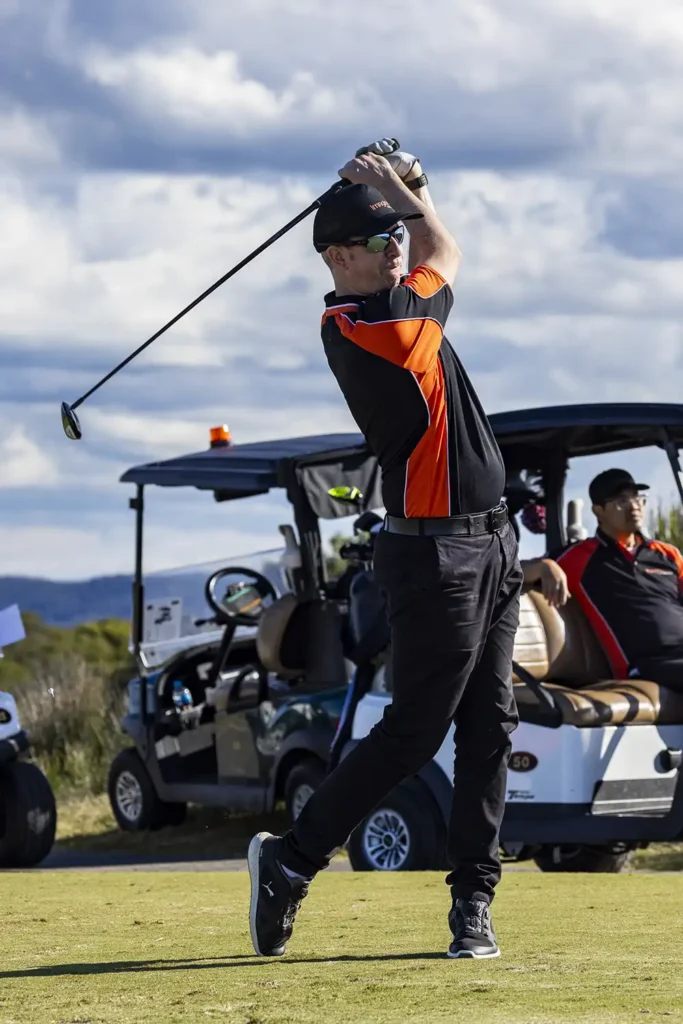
[356,138,419,180]
[338,152,398,188]
[538,559,569,608]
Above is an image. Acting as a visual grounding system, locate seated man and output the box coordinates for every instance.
[522,468,683,692]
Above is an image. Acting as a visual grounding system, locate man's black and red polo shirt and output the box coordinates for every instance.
[321,264,505,518]
[555,529,683,677]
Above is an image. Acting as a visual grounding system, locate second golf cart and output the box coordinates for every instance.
[345,402,683,872]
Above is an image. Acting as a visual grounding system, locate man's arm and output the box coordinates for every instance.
[400,160,440,273]
[521,557,570,608]
[337,153,461,284]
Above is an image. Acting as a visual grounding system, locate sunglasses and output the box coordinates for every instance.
[343,224,405,253]
[607,493,647,511]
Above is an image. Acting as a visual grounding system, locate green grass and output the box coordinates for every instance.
[633,842,683,871]
[2,873,683,1024]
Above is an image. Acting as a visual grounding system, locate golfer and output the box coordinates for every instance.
[249,139,522,960]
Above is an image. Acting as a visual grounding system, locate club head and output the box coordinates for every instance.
[61,402,82,441]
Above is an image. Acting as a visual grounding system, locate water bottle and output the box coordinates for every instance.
[172,680,193,710]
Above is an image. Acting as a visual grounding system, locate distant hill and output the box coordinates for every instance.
[0,556,289,629]
[0,573,211,628]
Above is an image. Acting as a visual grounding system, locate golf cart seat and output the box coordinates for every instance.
[256,593,305,679]
[256,593,347,687]
[513,589,683,726]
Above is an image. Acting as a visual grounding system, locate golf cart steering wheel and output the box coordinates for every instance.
[204,567,277,627]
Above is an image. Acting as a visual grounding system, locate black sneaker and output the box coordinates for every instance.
[447,898,500,959]
[248,832,309,956]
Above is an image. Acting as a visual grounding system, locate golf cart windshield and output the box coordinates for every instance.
[138,547,289,669]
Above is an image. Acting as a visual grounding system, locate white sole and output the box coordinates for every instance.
[447,947,501,959]
[248,831,272,957]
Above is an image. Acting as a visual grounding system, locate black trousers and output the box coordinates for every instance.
[631,650,683,693]
[279,521,522,902]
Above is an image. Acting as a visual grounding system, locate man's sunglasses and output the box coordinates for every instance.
[342,224,405,253]
[606,492,648,511]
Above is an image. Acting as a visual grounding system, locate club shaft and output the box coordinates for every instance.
[71,183,344,410]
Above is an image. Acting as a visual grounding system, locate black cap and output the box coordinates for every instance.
[589,469,649,506]
[313,183,423,252]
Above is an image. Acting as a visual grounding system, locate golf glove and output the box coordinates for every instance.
[355,138,418,180]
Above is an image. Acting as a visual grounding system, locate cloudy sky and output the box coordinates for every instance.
[2,0,683,579]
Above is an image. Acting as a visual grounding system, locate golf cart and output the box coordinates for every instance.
[0,608,57,868]
[345,403,683,872]
[108,431,385,833]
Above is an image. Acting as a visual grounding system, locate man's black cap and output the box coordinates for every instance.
[589,468,649,506]
[313,183,423,252]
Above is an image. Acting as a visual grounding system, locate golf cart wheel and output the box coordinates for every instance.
[0,761,57,868]
[347,778,446,872]
[108,749,186,832]
[533,844,634,873]
[284,758,326,824]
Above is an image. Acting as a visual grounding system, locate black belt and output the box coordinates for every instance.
[384,504,508,537]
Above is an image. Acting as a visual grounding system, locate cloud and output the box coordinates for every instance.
[3,166,683,375]
[600,177,683,260]
[0,427,59,487]
[0,170,327,362]
[65,0,683,176]
[0,108,59,164]
[0,520,283,579]
[82,47,391,141]
[2,0,683,577]
[85,402,356,455]
[0,0,680,178]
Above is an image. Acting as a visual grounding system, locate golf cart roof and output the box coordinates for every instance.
[120,402,683,508]
[491,402,683,469]
[120,432,380,520]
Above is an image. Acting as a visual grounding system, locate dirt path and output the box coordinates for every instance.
[8,849,543,873]
[9,848,354,872]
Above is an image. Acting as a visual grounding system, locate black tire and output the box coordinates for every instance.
[284,758,326,824]
[533,844,634,873]
[347,777,446,872]
[108,748,186,832]
[0,761,57,868]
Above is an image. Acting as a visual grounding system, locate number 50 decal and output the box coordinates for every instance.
[509,751,538,772]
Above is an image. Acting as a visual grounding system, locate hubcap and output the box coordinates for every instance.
[362,808,411,870]
[291,783,314,820]
[115,770,144,823]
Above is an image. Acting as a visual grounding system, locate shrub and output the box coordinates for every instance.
[650,502,683,549]
[6,652,129,797]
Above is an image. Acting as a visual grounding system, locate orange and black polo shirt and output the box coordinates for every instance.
[321,264,505,518]
[555,529,683,677]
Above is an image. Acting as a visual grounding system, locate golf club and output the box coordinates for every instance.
[60,140,400,441]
